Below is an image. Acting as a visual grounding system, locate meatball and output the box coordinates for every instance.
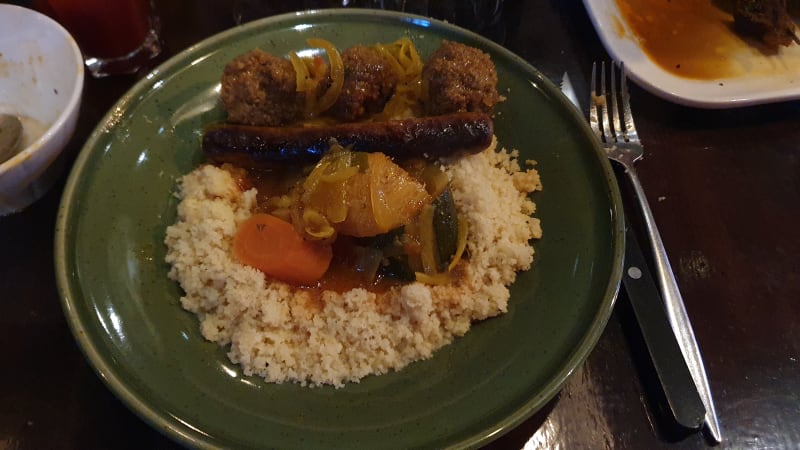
[328,45,398,122]
[422,41,502,116]
[220,49,303,126]
[734,0,796,50]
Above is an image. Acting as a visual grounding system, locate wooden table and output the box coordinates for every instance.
[2,0,799,448]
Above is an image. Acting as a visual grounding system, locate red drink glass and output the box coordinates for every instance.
[35,0,161,77]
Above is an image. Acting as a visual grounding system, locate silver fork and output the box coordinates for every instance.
[589,61,722,443]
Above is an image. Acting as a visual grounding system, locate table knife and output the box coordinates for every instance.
[623,224,706,430]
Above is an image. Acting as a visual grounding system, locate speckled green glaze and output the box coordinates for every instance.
[55,9,623,450]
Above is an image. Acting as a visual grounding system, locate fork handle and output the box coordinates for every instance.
[624,167,723,443]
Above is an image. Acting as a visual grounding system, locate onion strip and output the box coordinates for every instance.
[447,216,469,271]
[289,39,345,118]
[307,38,344,116]
[373,38,423,118]
[289,52,311,92]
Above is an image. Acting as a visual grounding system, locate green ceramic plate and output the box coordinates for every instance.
[55,9,623,449]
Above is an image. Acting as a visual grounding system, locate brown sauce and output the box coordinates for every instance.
[224,164,305,207]
[296,256,467,314]
[615,0,744,79]
[313,236,405,294]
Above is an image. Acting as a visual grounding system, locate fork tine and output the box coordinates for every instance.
[620,62,639,143]
[599,62,614,143]
[609,62,624,143]
[589,62,602,141]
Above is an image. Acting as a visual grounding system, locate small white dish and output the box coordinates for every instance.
[583,0,800,108]
[0,4,84,215]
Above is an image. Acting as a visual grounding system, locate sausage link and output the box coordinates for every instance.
[202,112,493,168]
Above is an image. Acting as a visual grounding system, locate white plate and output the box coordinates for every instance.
[583,0,800,108]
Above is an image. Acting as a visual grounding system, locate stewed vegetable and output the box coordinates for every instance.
[215,37,498,287]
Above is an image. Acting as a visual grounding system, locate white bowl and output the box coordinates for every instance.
[0,4,84,215]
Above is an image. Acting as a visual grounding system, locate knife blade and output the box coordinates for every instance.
[622,224,706,430]
[560,71,580,110]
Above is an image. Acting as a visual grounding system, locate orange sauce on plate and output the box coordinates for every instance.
[614,0,745,79]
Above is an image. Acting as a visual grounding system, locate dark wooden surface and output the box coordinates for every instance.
[2,0,799,448]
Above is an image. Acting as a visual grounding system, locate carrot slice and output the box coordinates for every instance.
[233,213,333,285]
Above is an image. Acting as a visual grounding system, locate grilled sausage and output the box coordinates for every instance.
[202,112,493,169]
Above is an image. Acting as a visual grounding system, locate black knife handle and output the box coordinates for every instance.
[623,225,706,430]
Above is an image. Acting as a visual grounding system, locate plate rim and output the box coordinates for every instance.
[582,0,800,109]
[54,8,625,449]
